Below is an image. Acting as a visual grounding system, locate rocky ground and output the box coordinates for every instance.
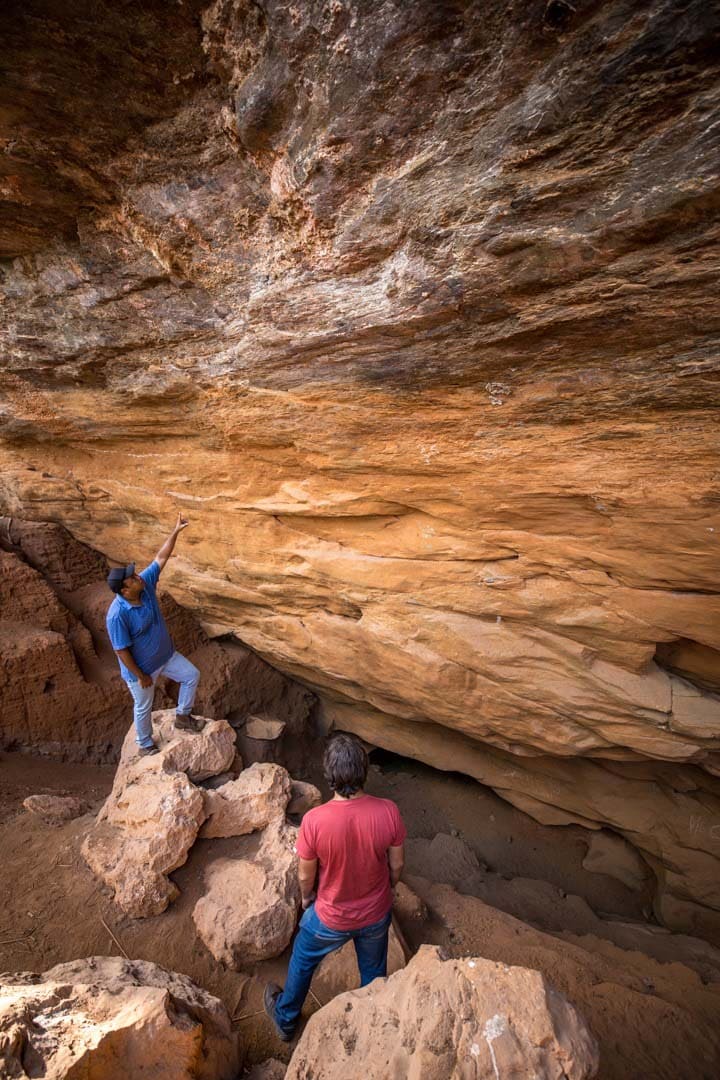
[2,741,719,1078]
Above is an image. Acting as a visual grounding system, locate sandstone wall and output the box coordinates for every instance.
[1,1,719,937]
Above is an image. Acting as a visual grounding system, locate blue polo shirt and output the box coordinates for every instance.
[106,561,174,682]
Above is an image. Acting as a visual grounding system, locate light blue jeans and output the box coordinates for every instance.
[125,650,200,748]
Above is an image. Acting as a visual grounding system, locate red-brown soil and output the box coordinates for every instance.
[1,748,719,1078]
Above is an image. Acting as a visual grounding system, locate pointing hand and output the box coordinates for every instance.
[175,512,189,532]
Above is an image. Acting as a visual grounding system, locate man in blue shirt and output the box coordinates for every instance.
[106,513,203,757]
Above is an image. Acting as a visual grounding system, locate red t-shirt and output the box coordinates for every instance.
[296,794,407,931]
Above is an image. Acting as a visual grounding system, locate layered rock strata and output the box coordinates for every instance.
[1,0,719,940]
[0,518,314,760]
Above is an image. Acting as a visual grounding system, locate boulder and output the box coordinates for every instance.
[237,715,287,765]
[156,710,237,781]
[582,830,650,893]
[193,821,300,965]
[311,922,406,1002]
[23,794,88,823]
[287,780,322,816]
[200,761,292,838]
[286,945,599,1080]
[82,712,235,917]
[0,956,239,1080]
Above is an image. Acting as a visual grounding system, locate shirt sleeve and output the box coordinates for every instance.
[388,804,407,847]
[296,815,318,860]
[139,560,160,590]
[106,609,132,651]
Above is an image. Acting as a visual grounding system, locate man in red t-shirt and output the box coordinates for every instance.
[264,732,406,1041]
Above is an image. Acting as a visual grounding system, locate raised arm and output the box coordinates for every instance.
[388,844,404,888]
[155,512,189,572]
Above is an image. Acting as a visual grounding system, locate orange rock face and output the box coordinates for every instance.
[1,3,719,938]
[286,944,600,1080]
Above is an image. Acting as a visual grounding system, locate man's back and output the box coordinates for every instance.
[297,794,406,931]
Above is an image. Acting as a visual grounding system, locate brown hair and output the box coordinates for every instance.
[323,733,368,797]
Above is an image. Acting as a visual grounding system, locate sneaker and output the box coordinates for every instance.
[137,743,160,757]
[263,982,294,1042]
[174,713,206,733]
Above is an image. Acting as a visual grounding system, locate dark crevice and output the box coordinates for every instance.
[655,638,720,696]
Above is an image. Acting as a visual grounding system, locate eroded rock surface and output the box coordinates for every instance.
[406,876,720,1080]
[1,2,719,941]
[82,713,232,916]
[200,761,292,838]
[0,956,239,1080]
[0,518,314,761]
[22,794,88,824]
[193,820,300,965]
[287,944,599,1080]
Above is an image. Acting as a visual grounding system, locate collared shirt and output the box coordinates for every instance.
[106,561,173,682]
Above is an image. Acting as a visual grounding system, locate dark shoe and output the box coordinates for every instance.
[137,742,160,757]
[174,713,205,733]
[264,982,294,1042]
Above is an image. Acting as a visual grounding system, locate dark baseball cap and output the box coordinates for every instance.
[107,563,136,593]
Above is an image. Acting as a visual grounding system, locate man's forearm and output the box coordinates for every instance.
[390,864,403,888]
[155,513,189,568]
[155,527,181,565]
[115,647,145,679]
[298,870,317,902]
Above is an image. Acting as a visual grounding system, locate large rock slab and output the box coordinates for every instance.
[0,956,239,1080]
[82,712,235,917]
[200,761,292,838]
[193,821,300,966]
[582,830,650,893]
[287,944,599,1080]
[406,877,720,1080]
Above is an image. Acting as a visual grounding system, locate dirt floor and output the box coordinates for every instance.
[1,747,719,1078]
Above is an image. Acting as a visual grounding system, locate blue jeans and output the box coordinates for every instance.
[125,650,200,748]
[274,903,391,1036]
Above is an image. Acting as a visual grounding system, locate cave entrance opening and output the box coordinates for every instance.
[356,745,656,934]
